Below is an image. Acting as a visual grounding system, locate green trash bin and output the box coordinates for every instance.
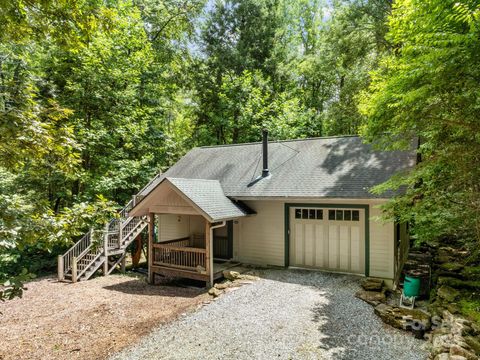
[403,275,421,297]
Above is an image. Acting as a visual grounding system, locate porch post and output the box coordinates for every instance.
[57,255,64,281]
[205,221,212,288]
[120,255,126,273]
[72,256,78,283]
[148,212,154,284]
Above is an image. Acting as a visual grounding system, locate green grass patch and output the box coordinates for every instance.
[459,298,480,323]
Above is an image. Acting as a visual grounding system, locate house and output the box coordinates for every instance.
[129,130,415,288]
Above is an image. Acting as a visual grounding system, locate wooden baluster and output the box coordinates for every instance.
[72,256,78,283]
[103,224,109,276]
[118,220,123,248]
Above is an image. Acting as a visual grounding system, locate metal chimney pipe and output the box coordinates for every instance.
[262,129,269,177]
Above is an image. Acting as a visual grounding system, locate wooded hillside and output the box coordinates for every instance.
[1,0,479,299]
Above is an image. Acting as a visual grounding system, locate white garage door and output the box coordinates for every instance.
[290,207,365,274]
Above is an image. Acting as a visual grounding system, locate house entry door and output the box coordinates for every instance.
[213,220,233,259]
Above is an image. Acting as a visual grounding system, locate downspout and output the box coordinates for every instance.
[209,221,226,286]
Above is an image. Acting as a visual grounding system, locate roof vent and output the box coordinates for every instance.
[262,129,269,177]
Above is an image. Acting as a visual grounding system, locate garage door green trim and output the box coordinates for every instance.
[284,203,370,277]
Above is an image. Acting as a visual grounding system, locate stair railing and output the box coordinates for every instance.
[58,172,163,281]
[58,230,92,281]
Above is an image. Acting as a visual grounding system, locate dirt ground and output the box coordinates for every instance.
[0,274,209,360]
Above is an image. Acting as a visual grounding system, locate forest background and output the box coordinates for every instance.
[1,0,479,299]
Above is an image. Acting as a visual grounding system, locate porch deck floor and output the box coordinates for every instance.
[151,260,241,284]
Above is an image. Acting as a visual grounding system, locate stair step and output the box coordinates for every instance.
[78,257,105,281]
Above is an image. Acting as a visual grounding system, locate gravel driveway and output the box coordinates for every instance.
[111,269,428,360]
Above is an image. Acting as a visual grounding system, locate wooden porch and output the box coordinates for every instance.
[147,213,237,286]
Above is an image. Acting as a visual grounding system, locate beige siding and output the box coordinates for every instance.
[235,201,285,266]
[157,214,204,242]
[369,205,395,279]
[153,197,396,281]
[234,198,395,281]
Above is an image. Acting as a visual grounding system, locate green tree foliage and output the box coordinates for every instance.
[303,0,391,135]
[192,0,290,144]
[192,0,391,142]
[360,0,480,245]
[0,168,116,300]
[0,0,110,45]
[0,0,202,298]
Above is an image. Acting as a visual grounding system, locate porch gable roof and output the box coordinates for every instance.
[130,177,252,222]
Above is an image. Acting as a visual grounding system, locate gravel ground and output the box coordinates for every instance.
[111,269,428,360]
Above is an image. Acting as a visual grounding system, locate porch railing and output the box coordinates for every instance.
[153,237,206,272]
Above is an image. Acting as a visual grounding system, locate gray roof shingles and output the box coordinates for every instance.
[166,177,250,221]
[142,136,416,200]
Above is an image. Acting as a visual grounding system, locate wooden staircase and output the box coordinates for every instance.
[57,174,162,282]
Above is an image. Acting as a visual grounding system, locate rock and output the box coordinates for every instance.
[214,282,231,290]
[430,301,447,319]
[223,270,241,281]
[432,326,451,337]
[432,334,452,356]
[450,344,478,360]
[456,318,472,327]
[208,287,222,297]
[438,255,455,264]
[438,286,460,302]
[355,289,386,306]
[240,274,259,281]
[452,336,471,350]
[438,278,480,290]
[451,321,473,337]
[440,263,465,273]
[447,303,461,314]
[361,277,384,291]
[438,271,466,280]
[439,247,459,258]
[438,277,458,286]
[435,353,451,360]
[374,303,431,331]
[443,310,456,324]
[465,336,480,356]
[472,323,480,336]
[461,325,474,337]
[461,266,480,280]
[450,356,468,360]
